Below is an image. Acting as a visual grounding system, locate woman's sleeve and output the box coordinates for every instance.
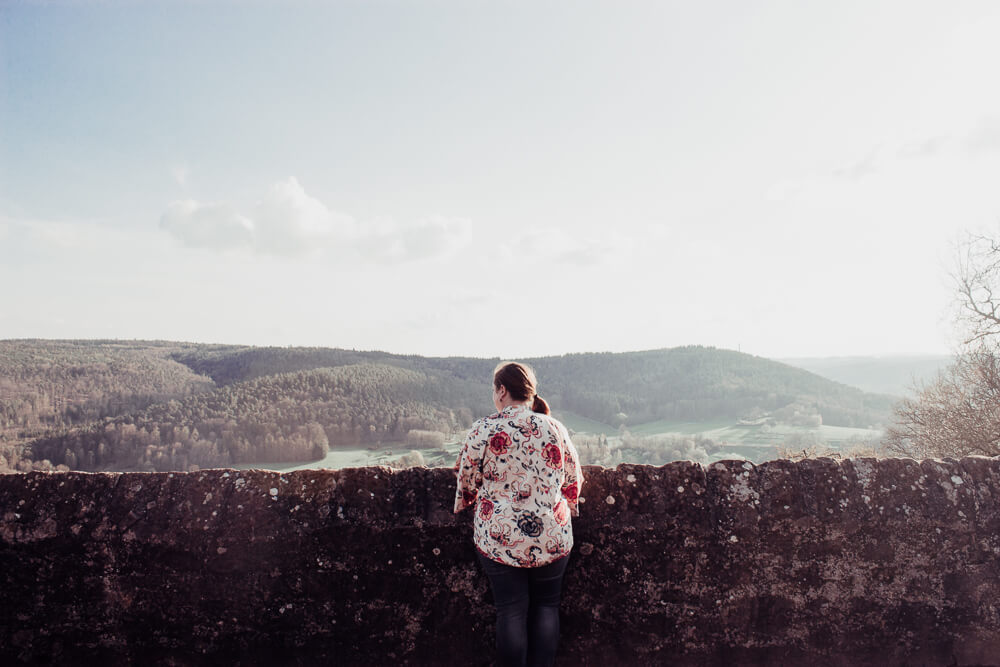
[454,422,486,513]
[561,426,584,517]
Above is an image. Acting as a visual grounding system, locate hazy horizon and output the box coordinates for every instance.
[0,336,955,364]
[5,1,1000,359]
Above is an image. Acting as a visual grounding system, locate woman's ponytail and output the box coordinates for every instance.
[494,361,550,414]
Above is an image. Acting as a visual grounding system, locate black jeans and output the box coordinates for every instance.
[477,552,570,667]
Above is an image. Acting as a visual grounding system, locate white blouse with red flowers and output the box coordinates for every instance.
[454,403,583,568]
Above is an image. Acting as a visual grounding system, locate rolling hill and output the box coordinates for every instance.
[1,340,896,472]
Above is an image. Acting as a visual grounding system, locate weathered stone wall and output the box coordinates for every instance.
[3,458,1000,666]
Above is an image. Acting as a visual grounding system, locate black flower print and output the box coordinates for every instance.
[517,511,544,538]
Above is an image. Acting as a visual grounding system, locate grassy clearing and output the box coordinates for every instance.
[565,412,883,451]
[626,418,736,436]
[234,415,884,471]
[555,411,619,436]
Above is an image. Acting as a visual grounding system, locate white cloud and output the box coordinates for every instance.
[393,215,472,261]
[157,179,635,268]
[159,200,254,251]
[251,177,356,257]
[358,214,472,263]
[159,177,349,257]
[158,177,475,262]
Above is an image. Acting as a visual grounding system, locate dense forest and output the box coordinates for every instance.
[26,364,469,472]
[168,345,893,427]
[0,340,894,473]
[0,340,213,432]
[0,340,215,471]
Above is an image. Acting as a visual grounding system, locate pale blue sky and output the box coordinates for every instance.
[3,1,1000,358]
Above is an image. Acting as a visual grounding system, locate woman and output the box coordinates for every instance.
[454,361,583,667]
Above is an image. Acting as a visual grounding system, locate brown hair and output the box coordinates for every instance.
[493,361,550,415]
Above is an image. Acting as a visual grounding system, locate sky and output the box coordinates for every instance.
[3,0,1000,360]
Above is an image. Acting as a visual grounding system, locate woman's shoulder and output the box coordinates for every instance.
[468,410,508,434]
[531,411,570,436]
[478,410,505,425]
[477,406,568,433]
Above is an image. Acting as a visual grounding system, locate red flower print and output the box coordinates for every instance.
[553,500,570,526]
[563,483,578,502]
[489,523,519,547]
[489,431,512,455]
[483,459,507,483]
[542,443,563,469]
[479,498,495,520]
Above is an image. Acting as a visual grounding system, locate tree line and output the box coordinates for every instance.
[22,364,472,472]
[169,344,893,428]
[1,339,897,473]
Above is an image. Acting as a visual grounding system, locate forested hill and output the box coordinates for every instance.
[25,364,473,472]
[169,344,893,428]
[0,340,214,432]
[1,340,894,473]
[529,347,892,428]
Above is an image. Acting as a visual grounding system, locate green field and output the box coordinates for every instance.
[626,418,736,436]
[560,410,882,451]
[554,411,620,436]
[234,413,884,471]
[693,422,882,448]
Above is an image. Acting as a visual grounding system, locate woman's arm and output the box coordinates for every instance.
[453,421,486,513]
[560,426,584,517]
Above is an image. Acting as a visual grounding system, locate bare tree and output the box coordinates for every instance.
[885,230,1000,458]
[884,348,1000,458]
[955,231,1000,346]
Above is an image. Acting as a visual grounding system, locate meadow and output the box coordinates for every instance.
[237,409,883,472]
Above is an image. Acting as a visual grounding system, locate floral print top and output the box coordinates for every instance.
[454,403,583,568]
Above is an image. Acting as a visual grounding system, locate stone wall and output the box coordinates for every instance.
[3,458,1000,666]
